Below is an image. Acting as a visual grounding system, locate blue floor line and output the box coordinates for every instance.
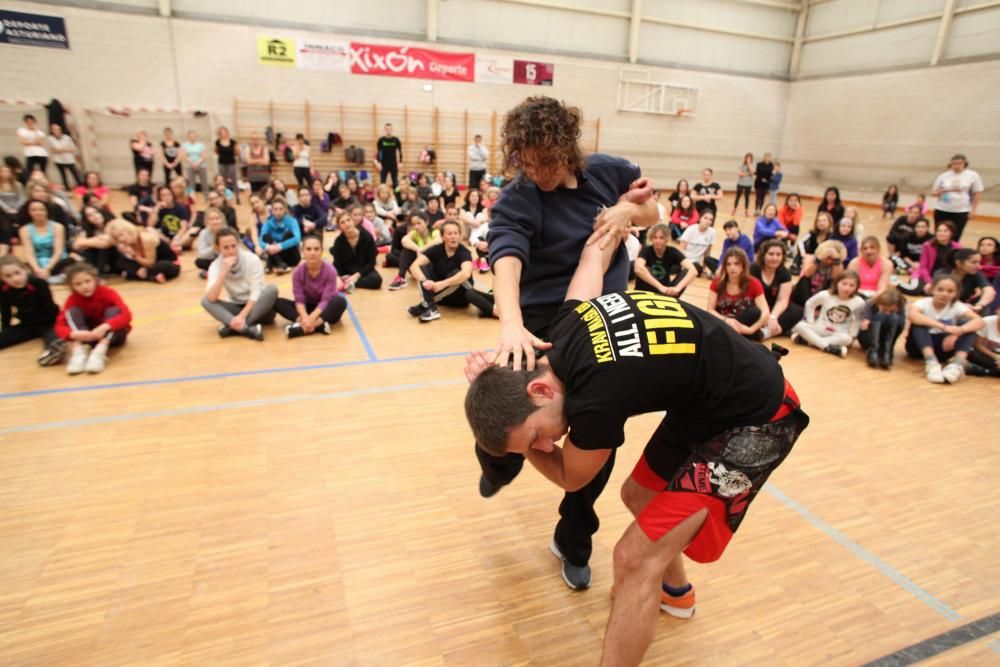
[345,298,377,361]
[0,379,464,435]
[0,349,473,400]
[765,483,963,622]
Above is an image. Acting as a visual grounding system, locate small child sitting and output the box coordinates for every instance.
[721,220,753,261]
[55,262,132,374]
[0,255,65,366]
[791,270,864,358]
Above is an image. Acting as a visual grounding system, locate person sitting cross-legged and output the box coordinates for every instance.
[407,220,494,322]
[463,234,808,667]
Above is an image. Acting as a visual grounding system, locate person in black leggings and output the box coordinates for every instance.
[753,152,774,215]
[483,96,659,590]
[330,211,382,291]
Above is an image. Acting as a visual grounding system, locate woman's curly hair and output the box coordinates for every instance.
[501,96,586,175]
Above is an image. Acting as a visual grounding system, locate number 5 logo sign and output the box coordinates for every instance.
[513,60,554,85]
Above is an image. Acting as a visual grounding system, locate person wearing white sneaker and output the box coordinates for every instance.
[407,221,495,323]
[274,235,347,338]
[905,274,983,384]
[791,271,865,359]
[54,262,132,375]
[464,236,808,667]
[201,228,278,341]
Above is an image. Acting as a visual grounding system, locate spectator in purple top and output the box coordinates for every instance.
[274,235,346,337]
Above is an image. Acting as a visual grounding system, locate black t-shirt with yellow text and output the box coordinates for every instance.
[546,290,784,451]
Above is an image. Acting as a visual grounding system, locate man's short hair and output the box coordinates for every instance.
[466,365,545,457]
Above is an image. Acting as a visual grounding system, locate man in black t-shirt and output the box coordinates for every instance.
[464,239,808,666]
[407,220,494,322]
[692,168,723,217]
[375,123,403,189]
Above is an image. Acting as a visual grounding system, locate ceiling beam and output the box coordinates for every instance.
[427,0,438,42]
[789,1,809,79]
[930,0,957,66]
[628,0,643,63]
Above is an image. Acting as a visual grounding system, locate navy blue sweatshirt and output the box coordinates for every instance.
[1,275,59,328]
[487,153,640,307]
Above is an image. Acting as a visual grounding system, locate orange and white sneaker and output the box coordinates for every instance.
[660,586,696,619]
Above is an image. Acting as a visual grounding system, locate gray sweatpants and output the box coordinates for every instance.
[201,284,278,327]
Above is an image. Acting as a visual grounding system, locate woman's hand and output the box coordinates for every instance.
[589,201,640,250]
[494,320,552,371]
[767,318,782,337]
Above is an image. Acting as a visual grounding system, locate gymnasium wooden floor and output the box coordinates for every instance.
[1,196,997,666]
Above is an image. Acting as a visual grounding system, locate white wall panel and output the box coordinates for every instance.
[171,0,427,36]
[437,0,627,58]
[638,23,791,77]
[804,0,880,37]
[798,22,938,77]
[943,8,1000,61]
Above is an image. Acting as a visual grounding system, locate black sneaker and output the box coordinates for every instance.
[866,348,879,368]
[37,340,67,367]
[286,323,306,338]
[549,540,592,591]
[478,474,509,498]
[218,325,236,338]
[419,306,441,323]
[243,324,264,341]
[408,302,429,318]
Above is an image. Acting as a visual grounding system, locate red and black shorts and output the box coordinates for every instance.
[630,379,808,563]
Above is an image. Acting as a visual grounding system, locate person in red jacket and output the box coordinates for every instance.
[55,262,132,375]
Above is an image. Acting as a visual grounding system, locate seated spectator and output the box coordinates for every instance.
[633,222,695,296]
[847,236,893,299]
[384,214,409,272]
[152,186,192,252]
[359,180,376,204]
[816,186,844,226]
[169,175,196,212]
[405,220,494,322]
[196,189,238,229]
[275,235,346,338]
[976,236,999,281]
[126,168,156,226]
[400,189,427,220]
[908,193,929,216]
[706,246,769,340]
[483,185,500,210]
[439,176,460,210]
[892,217,931,291]
[416,173,433,201]
[311,178,330,220]
[360,204,391,247]
[914,221,960,289]
[331,211,382,291]
[797,211,834,264]
[73,171,110,209]
[792,239,846,308]
[56,262,131,374]
[293,186,324,235]
[669,194,699,240]
[72,205,116,275]
[751,239,800,338]
[387,213,440,290]
[667,178,690,212]
[0,255,64,365]
[272,178,297,207]
[469,207,490,273]
[791,270,864,358]
[19,200,72,284]
[259,198,301,274]
[460,189,486,239]
[778,193,802,243]
[832,215,859,265]
[107,219,180,283]
[843,205,864,238]
[374,184,401,224]
[0,165,26,230]
[905,273,984,384]
[679,210,717,278]
[212,174,235,204]
[947,247,996,313]
[330,182,357,220]
[346,176,361,201]
[245,194,269,256]
[194,207,228,276]
[19,181,72,229]
[858,289,907,369]
[201,227,276,341]
[721,219,753,260]
[323,171,341,199]
[886,205,922,258]
[425,198,445,230]
[753,203,788,250]
[967,314,999,377]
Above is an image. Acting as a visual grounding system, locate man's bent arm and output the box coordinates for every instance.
[526,436,611,493]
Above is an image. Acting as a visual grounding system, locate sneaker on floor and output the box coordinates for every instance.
[66,347,88,375]
[37,340,66,367]
[660,585,697,619]
[243,324,264,341]
[324,223,336,232]
[218,325,236,338]
[478,474,508,498]
[388,275,407,291]
[419,306,441,322]
[941,361,965,384]
[85,346,108,374]
[925,359,945,384]
[286,323,306,338]
[549,540,592,591]
[344,282,356,294]
[198,269,208,279]
[319,322,331,335]
[790,332,806,345]
[275,263,290,275]
[47,274,67,285]
[408,302,429,318]
[824,344,847,358]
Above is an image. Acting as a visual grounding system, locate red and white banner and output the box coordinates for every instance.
[349,42,475,82]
